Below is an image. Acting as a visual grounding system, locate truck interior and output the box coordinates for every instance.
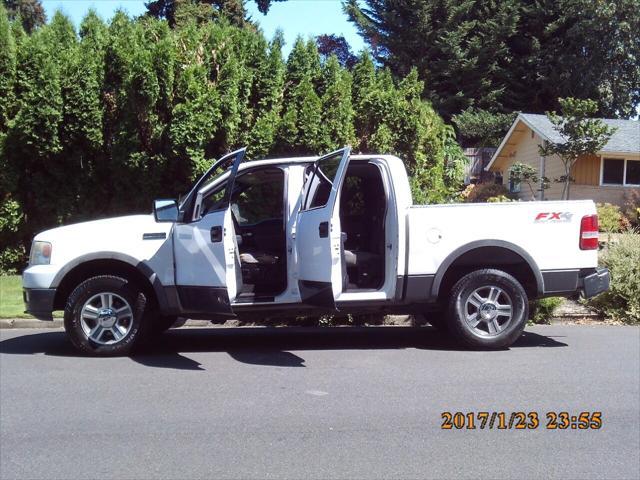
[199,158,388,303]
[228,167,288,300]
[303,160,387,292]
[340,162,386,291]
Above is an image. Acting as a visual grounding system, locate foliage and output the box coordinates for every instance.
[587,233,640,324]
[0,197,25,273]
[529,297,563,325]
[464,183,512,203]
[3,0,45,33]
[622,191,640,228]
[508,162,549,200]
[316,34,357,69]
[345,0,518,120]
[596,203,626,234]
[538,98,616,200]
[0,8,464,271]
[145,0,283,27]
[345,0,640,121]
[486,195,515,203]
[452,108,516,147]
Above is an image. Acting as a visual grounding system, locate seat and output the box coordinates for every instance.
[344,249,378,268]
[240,251,279,265]
[344,249,382,289]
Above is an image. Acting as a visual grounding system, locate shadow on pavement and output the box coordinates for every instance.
[0,326,568,371]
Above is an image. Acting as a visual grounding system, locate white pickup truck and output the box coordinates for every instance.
[23,147,609,355]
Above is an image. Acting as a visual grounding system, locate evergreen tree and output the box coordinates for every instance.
[0,4,16,133]
[145,0,284,27]
[3,0,45,33]
[345,0,518,120]
[248,32,285,157]
[319,55,355,150]
[5,25,63,237]
[346,0,640,120]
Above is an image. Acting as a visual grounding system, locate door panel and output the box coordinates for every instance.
[296,147,351,308]
[173,148,245,315]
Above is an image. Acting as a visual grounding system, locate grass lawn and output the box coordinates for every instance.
[0,275,62,319]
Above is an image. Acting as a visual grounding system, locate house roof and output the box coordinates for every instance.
[485,113,640,171]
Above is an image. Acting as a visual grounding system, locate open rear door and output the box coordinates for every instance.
[296,147,351,308]
[173,148,245,316]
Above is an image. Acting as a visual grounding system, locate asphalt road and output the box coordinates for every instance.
[1,325,638,480]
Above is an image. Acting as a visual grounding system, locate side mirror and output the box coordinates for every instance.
[153,199,178,223]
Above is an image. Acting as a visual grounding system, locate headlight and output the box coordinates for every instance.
[29,241,52,266]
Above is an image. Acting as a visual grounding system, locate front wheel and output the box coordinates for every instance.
[64,275,148,356]
[446,269,528,349]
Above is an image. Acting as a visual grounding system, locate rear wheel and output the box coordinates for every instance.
[446,269,528,349]
[64,275,149,356]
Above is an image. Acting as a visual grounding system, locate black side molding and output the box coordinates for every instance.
[142,232,167,240]
[176,286,234,316]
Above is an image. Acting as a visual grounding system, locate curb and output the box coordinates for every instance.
[0,318,65,329]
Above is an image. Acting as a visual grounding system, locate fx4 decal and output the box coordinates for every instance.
[535,212,573,223]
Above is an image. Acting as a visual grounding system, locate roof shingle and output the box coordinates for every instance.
[520,113,640,153]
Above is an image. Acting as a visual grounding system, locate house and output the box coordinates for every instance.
[485,113,640,205]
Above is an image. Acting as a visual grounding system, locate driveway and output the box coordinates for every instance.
[1,325,638,479]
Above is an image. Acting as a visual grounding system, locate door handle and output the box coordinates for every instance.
[210,226,223,242]
[319,221,329,238]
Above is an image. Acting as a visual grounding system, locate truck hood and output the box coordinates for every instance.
[33,214,174,267]
[34,214,168,243]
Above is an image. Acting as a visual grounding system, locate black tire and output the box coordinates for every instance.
[446,269,528,349]
[63,275,149,356]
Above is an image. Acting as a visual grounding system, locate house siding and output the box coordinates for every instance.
[572,154,600,186]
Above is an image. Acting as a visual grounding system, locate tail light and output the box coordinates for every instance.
[580,215,599,250]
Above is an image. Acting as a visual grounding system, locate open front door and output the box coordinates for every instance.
[296,147,351,308]
[173,148,246,316]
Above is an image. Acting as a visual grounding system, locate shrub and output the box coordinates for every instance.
[596,203,624,233]
[587,233,640,324]
[622,190,640,228]
[487,194,515,203]
[464,183,512,203]
[0,197,26,273]
[529,297,563,325]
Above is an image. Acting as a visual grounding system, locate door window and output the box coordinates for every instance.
[303,153,343,210]
[183,148,246,221]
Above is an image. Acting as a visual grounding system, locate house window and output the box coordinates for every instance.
[602,159,624,184]
[627,160,640,185]
[601,158,640,186]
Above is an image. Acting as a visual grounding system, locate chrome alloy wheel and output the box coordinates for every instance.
[464,286,513,337]
[80,292,133,345]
